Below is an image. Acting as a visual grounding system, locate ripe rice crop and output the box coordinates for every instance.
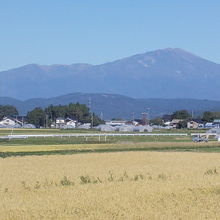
[1,151,220,219]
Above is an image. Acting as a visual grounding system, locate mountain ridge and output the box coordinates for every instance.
[1,48,220,100]
[1,93,220,120]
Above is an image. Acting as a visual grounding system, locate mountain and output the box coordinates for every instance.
[1,48,220,100]
[1,93,220,119]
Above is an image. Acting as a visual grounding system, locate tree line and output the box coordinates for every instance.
[150,110,220,128]
[0,105,18,119]
[1,105,220,128]
[0,103,103,127]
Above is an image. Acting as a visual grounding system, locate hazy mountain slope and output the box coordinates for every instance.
[1,48,220,100]
[1,93,220,119]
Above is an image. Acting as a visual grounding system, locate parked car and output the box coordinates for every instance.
[192,135,209,142]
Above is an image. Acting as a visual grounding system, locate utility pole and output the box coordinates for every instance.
[91,113,94,128]
[88,97,94,128]
[147,108,150,121]
[141,112,147,125]
[45,114,48,128]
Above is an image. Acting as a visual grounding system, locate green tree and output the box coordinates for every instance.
[0,105,18,119]
[27,107,46,127]
[177,120,187,129]
[44,103,103,126]
[202,111,214,122]
[150,118,164,126]
[202,111,220,122]
[91,113,105,126]
[67,103,90,122]
[172,110,191,120]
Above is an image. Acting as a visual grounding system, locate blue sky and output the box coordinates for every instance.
[0,0,220,71]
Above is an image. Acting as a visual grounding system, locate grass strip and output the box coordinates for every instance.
[1,144,220,158]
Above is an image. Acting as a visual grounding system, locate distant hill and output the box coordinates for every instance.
[1,48,220,100]
[1,93,220,119]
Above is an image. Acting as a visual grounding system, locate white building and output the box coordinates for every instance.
[66,118,77,128]
[78,123,91,129]
[105,120,126,126]
[56,117,65,124]
[118,125,134,132]
[0,117,22,127]
[134,125,153,132]
[55,117,65,128]
[187,121,199,129]
[95,124,116,132]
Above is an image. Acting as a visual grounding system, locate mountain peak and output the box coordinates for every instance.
[1,48,220,100]
[151,47,197,56]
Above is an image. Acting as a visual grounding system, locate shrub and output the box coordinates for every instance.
[60,176,74,186]
[204,168,218,175]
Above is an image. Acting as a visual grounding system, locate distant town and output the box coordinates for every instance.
[1,104,220,132]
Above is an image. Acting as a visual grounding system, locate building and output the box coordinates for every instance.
[0,116,22,127]
[105,120,126,126]
[66,118,77,128]
[55,117,65,128]
[205,122,214,128]
[213,119,220,128]
[78,123,91,129]
[170,119,184,128]
[187,121,199,129]
[133,125,153,132]
[164,121,171,126]
[95,124,116,132]
[118,125,134,132]
[52,117,77,129]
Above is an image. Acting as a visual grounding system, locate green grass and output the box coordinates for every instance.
[0,128,208,136]
[0,135,193,146]
[0,128,217,158]
[0,128,101,136]
[1,143,220,158]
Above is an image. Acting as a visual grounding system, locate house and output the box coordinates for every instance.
[164,121,171,126]
[56,117,65,124]
[0,116,22,127]
[205,122,214,128]
[53,117,77,129]
[213,119,220,128]
[170,119,183,128]
[14,116,26,125]
[55,117,65,128]
[66,118,77,128]
[187,121,199,129]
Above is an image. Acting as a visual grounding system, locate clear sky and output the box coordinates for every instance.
[0,0,220,71]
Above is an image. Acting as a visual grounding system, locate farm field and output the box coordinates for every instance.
[1,128,220,219]
[1,151,220,219]
[1,141,220,158]
[0,132,219,157]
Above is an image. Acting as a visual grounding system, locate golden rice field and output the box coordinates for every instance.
[1,151,220,219]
